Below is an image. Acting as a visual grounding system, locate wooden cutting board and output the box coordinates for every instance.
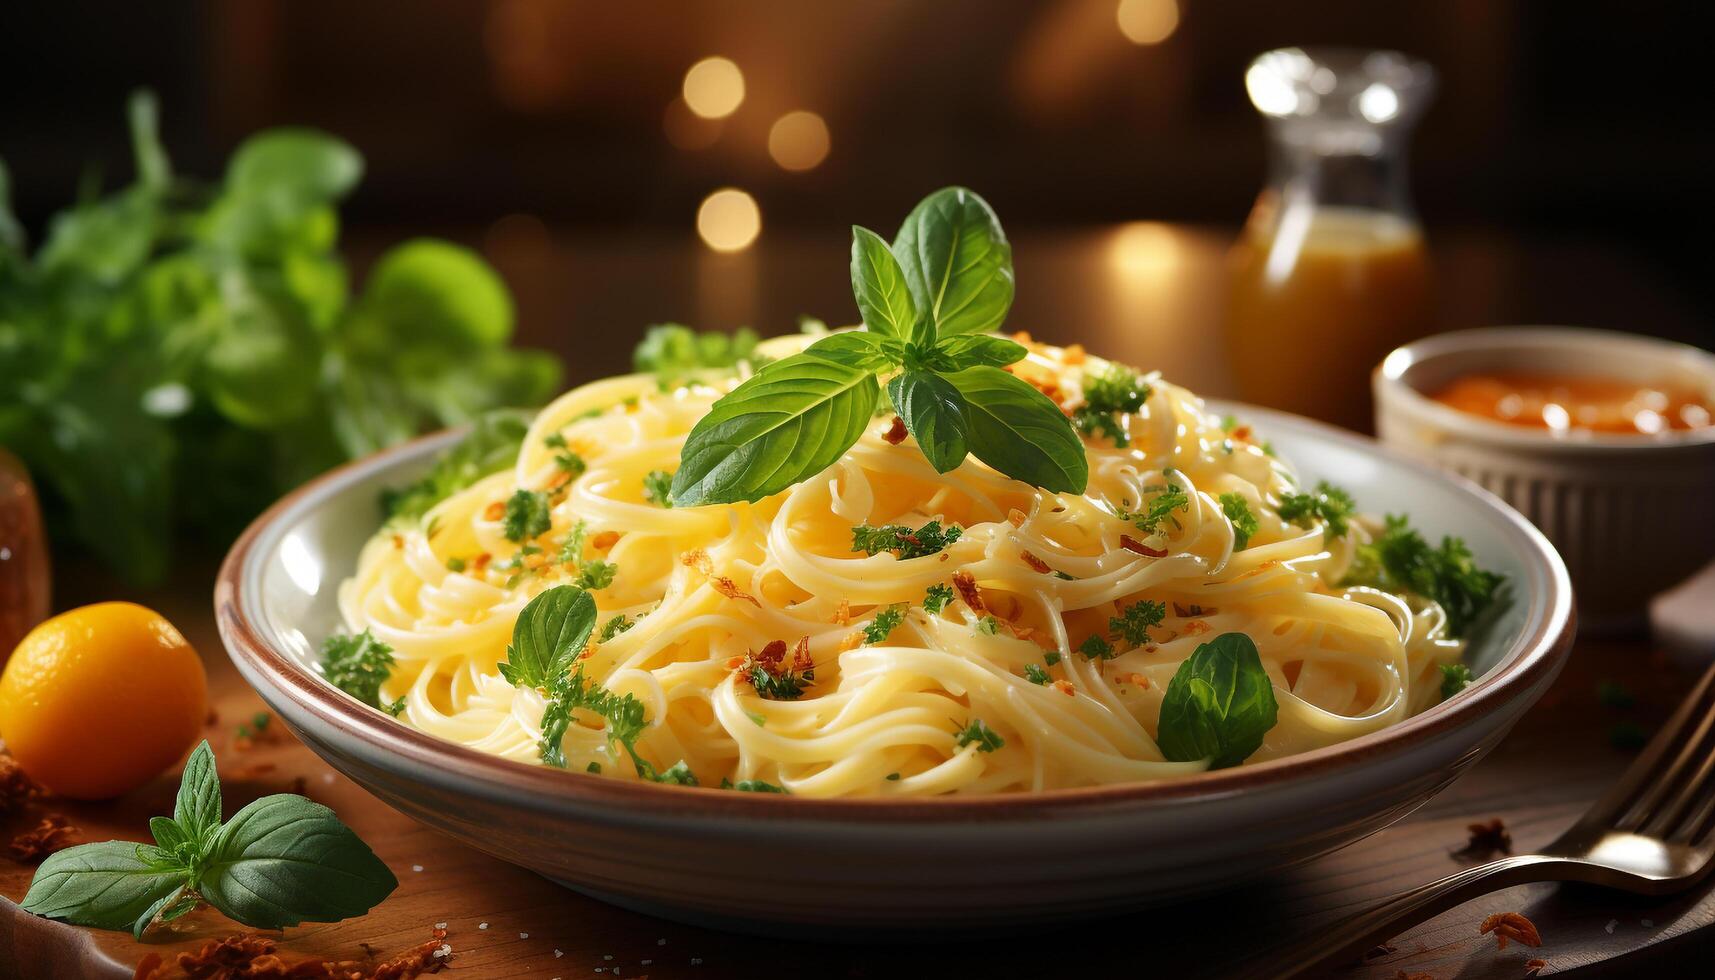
[3,566,1713,979]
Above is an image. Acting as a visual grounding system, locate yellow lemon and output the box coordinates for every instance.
[0,602,207,799]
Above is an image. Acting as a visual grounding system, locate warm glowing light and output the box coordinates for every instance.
[767,111,831,172]
[697,189,761,253]
[1115,0,1179,46]
[682,57,745,120]
[1358,82,1400,123]
[1107,222,1183,284]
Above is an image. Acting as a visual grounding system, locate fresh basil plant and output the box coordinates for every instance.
[21,741,396,939]
[670,187,1089,506]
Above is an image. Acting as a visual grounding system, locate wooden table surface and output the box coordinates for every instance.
[3,225,1713,978]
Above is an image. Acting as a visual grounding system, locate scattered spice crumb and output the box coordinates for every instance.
[555,950,564,958]
[204,708,220,727]
[134,926,455,979]
[412,864,424,872]
[9,813,78,862]
[434,922,447,930]
[0,754,39,815]
[1479,911,1542,950]
[1525,959,1548,977]
[479,922,489,930]
[1454,818,1513,859]
[1363,942,1398,960]
[603,955,613,961]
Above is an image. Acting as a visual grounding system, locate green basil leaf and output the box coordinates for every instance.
[21,841,186,932]
[850,225,915,340]
[945,366,1087,492]
[201,276,321,428]
[381,408,532,522]
[132,883,198,940]
[1156,632,1279,769]
[498,585,597,689]
[36,187,159,284]
[351,238,514,353]
[199,794,398,930]
[148,817,191,855]
[932,334,1028,370]
[886,371,968,473]
[671,337,881,506]
[891,187,1014,341]
[227,129,363,203]
[172,740,222,839]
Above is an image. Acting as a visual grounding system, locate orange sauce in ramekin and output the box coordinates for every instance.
[1430,372,1714,435]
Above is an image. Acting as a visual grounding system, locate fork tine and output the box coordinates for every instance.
[1569,662,1715,836]
[1625,665,1715,835]
[1641,705,1715,839]
[1672,777,1715,846]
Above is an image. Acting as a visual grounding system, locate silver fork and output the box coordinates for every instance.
[1254,661,1715,979]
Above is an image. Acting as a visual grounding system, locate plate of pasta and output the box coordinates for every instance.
[217,189,1572,931]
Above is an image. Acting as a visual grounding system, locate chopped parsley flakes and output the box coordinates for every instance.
[319,630,397,713]
[539,664,688,782]
[954,718,1005,753]
[544,433,587,477]
[1440,663,1474,700]
[1131,486,1190,535]
[1219,492,1258,549]
[575,559,618,590]
[1343,515,1505,638]
[643,469,674,507]
[1278,481,1356,537]
[1110,600,1166,646]
[720,778,789,794]
[850,519,963,560]
[863,604,906,644]
[1073,364,1151,447]
[600,614,635,641]
[1079,634,1116,661]
[503,489,552,542]
[922,583,955,615]
[975,615,1003,635]
[1024,663,1051,685]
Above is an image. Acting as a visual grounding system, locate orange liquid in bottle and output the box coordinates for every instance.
[1226,198,1432,431]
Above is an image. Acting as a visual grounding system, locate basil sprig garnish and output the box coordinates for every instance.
[1156,633,1279,769]
[22,741,396,939]
[670,187,1088,506]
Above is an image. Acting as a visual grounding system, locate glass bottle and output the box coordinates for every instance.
[1226,47,1436,432]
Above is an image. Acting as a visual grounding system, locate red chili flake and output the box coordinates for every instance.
[830,599,851,625]
[204,709,221,728]
[1524,958,1549,976]
[713,577,762,607]
[1231,425,1251,441]
[471,552,492,571]
[1052,679,1077,697]
[482,501,505,521]
[1479,911,1543,950]
[952,570,986,614]
[790,636,814,672]
[1182,620,1211,636]
[681,549,713,574]
[1119,535,1168,558]
[1062,343,1087,365]
[391,534,405,550]
[1020,551,1052,574]
[754,640,789,668]
[881,416,908,445]
[592,530,622,551]
[8,813,77,862]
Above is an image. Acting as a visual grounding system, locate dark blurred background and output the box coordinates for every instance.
[3,0,1712,378]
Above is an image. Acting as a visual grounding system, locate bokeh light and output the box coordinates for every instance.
[697,189,762,253]
[682,57,745,120]
[1115,0,1179,46]
[767,111,831,172]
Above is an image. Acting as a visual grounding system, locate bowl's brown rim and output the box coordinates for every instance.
[214,405,1576,823]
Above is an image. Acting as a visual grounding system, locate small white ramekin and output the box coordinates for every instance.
[1375,326,1715,625]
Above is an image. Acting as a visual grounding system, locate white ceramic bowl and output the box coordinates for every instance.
[216,404,1572,934]
[1375,327,1715,623]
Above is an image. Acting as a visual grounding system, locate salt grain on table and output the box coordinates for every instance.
[519,932,529,939]
[1606,919,1619,934]
[479,922,489,930]
[435,922,447,929]
[412,864,424,872]
[555,949,564,958]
